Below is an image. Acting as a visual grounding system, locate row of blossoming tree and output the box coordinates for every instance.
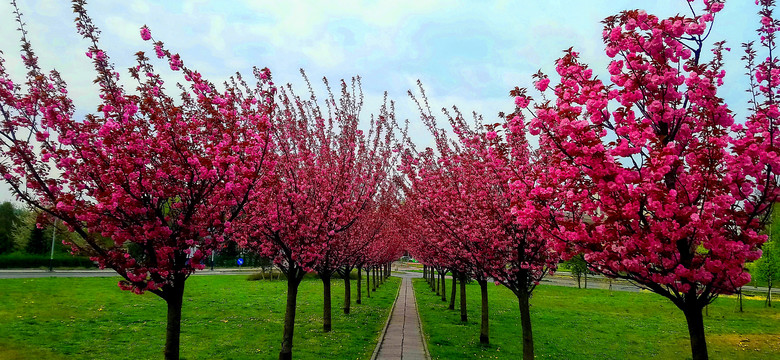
[402,1,780,360]
[0,1,403,360]
[3,0,780,360]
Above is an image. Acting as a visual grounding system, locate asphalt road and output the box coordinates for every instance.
[0,268,257,279]
[2,267,778,296]
[392,266,780,295]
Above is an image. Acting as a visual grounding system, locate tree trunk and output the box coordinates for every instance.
[683,305,709,360]
[279,271,304,360]
[322,273,332,332]
[576,273,581,289]
[357,265,362,304]
[163,277,185,360]
[460,272,467,322]
[435,270,440,296]
[518,291,534,360]
[584,272,588,289]
[441,271,447,302]
[738,289,743,313]
[768,280,773,307]
[343,270,351,314]
[449,271,457,310]
[478,279,489,345]
[366,267,371,298]
[372,267,377,291]
[423,265,427,282]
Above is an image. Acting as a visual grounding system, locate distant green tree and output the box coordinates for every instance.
[0,202,19,254]
[754,205,780,307]
[10,209,75,255]
[754,240,780,307]
[565,254,590,289]
[10,208,34,251]
[25,226,48,254]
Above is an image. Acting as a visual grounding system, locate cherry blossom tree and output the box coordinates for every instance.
[336,181,402,313]
[0,2,274,359]
[457,114,561,360]
[312,179,401,329]
[516,2,779,359]
[404,186,471,317]
[401,85,560,357]
[233,75,394,360]
[401,91,511,345]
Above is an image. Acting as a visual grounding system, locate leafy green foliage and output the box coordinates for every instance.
[563,254,590,289]
[24,227,47,255]
[0,253,95,269]
[753,241,780,290]
[754,206,780,286]
[0,202,19,254]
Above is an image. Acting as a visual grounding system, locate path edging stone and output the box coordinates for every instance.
[412,277,432,359]
[370,276,402,360]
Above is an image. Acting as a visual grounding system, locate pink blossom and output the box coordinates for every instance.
[169,54,182,71]
[154,45,164,59]
[140,26,151,41]
[535,78,550,92]
[515,96,530,108]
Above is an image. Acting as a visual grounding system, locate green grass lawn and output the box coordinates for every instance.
[0,275,400,360]
[413,279,780,359]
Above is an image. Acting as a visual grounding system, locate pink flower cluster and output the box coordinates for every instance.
[0,10,275,296]
[522,0,776,308]
[230,75,400,281]
[400,84,560,302]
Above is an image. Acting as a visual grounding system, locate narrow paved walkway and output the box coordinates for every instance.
[375,276,429,360]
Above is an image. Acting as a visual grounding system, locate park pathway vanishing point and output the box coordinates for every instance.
[373,275,430,360]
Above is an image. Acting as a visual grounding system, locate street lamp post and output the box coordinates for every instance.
[48,219,57,272]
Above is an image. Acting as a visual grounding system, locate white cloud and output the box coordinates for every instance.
[205,14,227,54]
[104,15,144,45]
[33,0,60,17]
[130,0,150,14]
[300,34,346,68]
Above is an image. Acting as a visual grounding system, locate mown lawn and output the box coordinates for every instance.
[0,275,400,359]
[413,279,780,359]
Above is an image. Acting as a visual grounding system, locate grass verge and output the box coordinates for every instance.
[0,275,400,359]
[413,278,780,359]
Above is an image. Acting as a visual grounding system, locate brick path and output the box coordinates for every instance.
[374,276,429,360]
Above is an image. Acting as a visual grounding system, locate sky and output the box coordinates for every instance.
[0,0,763,203]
